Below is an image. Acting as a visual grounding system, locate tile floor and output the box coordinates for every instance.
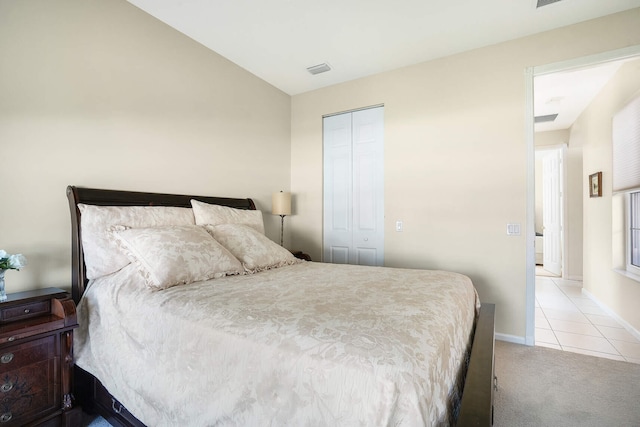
[535,269,640,364]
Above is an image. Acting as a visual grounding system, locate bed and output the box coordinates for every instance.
[67,185,495,427]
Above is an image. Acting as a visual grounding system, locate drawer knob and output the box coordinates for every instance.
[6,337,15,342]
[0,354,13,364]
[0,382,12,393]
[0,412,11,423]
[23,309,30,314]
[112,398,123,414]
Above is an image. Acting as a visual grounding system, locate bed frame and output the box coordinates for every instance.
[67,185,495,427]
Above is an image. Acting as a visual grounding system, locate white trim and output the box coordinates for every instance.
[560,144,568,280]
[613,268,640,284]
[534,45,640,77]
[625,192,640,276]
[496,333,526,345]
[582,288,640,342]
[525,66,536,347]
[322,103,385,119]
[525,44,640,350]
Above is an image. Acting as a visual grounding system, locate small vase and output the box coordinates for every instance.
[0,269,6,302]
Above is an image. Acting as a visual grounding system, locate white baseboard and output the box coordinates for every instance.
[496,333,526,345]
[581,288,640,342]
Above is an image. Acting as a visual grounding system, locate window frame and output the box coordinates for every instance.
[625,191,640,277]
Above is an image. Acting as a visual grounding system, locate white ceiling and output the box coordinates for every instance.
[534,60,629,132]
[127,0,640,96]
[125,0,640,133]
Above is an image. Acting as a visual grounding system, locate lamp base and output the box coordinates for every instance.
[279,215,286,246]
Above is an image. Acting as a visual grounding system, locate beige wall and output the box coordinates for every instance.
[534,129,583,280]
[291,9,640,339]
[565,140,585,280]
[571,59,640,333]
[0,0,291,293]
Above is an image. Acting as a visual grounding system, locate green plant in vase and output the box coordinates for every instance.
[0,250,27,301]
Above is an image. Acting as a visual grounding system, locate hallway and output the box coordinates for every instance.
[535,274,640,364]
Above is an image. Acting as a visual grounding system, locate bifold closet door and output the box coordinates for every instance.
[323,106,384,266]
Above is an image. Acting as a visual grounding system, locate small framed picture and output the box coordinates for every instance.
[589,172,602,198]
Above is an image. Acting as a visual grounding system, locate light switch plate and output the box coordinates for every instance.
[506,223,521,236]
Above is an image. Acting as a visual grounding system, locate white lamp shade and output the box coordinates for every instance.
[272,192,291,215]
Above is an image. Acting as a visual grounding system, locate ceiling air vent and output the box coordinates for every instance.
[307,63,331,75]
[534,114,558,123]
[536,0,563,8]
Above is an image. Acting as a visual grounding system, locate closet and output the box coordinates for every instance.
[323,106,384,265]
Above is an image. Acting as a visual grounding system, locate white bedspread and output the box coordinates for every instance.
[75,262,479,426]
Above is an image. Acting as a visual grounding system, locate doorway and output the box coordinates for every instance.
[525,45,640,346]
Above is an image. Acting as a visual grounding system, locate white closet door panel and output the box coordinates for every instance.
[355,247,377,266]
[323,113,353,263]
[355,155,376,230]
[330,156,351,231]
[330,246,350,264]
[352,107,384,266]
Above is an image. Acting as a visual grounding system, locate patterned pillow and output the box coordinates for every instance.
[79,204,195,280]
[191,199,265,234]
[111,225,243,289]
[204,224,299,273]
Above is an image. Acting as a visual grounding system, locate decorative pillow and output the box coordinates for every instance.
[79,204,195,280]
[203,224,299,273]
[191,199,265,234]
[110,225,243,290]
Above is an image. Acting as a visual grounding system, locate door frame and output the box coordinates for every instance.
[525,44,640,346]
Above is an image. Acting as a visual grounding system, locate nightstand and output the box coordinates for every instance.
[0,288,81,426]
[291,251,311,261]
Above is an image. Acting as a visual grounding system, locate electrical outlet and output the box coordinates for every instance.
[396,221,403,232]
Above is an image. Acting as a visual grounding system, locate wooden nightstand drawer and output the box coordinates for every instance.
[0,358,59,426]
[0,336,56,374]
[0,301,51,324]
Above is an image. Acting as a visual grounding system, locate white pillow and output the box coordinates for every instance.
[191,199,265,234]
[79,204,195,280]
[203,224,299,273]
[111,225,243,290]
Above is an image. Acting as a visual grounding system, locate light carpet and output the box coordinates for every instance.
[495,340,640,427]
[83,413,111,427]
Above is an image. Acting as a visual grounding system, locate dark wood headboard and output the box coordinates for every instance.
[66,186,256,303]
